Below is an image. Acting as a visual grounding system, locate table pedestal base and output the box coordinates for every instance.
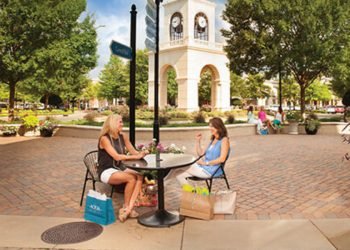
[137,209,184,228]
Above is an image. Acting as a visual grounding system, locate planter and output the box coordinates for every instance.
[288,122,299,135]
[40,128,54,137]
[305,127,318,135]
[2,131,17,137]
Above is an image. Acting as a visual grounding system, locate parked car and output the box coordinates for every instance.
[335,105,345,113]
[325,105,336,114]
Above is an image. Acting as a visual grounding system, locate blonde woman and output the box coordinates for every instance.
[98,114,147,222]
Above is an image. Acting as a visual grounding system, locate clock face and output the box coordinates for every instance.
[198,16,207,28]
[172,16,180,28]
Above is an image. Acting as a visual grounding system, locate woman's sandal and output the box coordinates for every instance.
[118,207,129,222]
[129,209,139,218]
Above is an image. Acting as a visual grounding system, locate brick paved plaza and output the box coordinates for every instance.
[0,134,349,220]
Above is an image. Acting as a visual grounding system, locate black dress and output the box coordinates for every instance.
[97,134,126,178]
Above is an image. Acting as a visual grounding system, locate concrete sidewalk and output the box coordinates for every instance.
[0,215,349,249]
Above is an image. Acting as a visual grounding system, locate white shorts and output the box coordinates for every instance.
[100,168,120,184]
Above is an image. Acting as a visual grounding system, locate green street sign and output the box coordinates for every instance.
[110,40,132,60]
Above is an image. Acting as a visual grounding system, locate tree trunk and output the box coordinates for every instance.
[344,107,348,122]
[45,94,49,109]
[299,83,306,120]
[8,82,16,122]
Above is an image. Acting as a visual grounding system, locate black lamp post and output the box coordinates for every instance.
[153,0,163,144]
[129,5,137,146]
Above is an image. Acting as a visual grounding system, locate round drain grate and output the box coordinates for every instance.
[41,221,103,244]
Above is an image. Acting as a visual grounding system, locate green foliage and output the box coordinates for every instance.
[286,111,301,122]
[193,112,206,123]
[99,49,149,105]
[198,69,212,106]
[343,90,350,107]
[305,80,332,103]
[1,125,17,135]
[128,49,149,105]
[111,105,130,122]
[226,114,235,124]
[159,113,169,126]
[246,74,272,100]
[22,115,39,129]
[167,110,190,119]
[282,77,300,106]
[305,113,320,131]
[99,56,128,101]
[230,73,271,103]
[167,68,178,106]
[0,0,95,119]
[84,111,100,122]
[222,0,350,114]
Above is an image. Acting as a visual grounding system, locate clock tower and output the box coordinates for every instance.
[148,0,230,112]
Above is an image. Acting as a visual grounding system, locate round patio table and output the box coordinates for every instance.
[122,153,197,228]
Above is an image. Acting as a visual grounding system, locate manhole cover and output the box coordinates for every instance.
[41,221,103,244]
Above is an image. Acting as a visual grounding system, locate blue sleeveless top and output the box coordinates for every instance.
[199,139,223,177]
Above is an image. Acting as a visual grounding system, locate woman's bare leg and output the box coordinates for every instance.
[124,169,143,212]
[108,172,136,208]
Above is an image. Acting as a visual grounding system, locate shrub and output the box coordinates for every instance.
[159,113,169,126]
[192,112,206,123]
[21,115,39,130]
[226,114,235,124]
[167,110,190,119]
[305,113,320,134]
[112,105,130,122]
[286,111,301,122]
[84,111,99,122]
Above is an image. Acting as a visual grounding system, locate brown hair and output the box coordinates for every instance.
[209,117,228,140]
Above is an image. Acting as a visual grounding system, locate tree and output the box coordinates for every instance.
[305,80,332,108]
[0,0,90,120]
[331,47,350,97]
[167,68,177,106]
[230,73,249,100]
[98,56,128,102]
[222,0,350,116]
[126,49,149,105]
[198,69,212,106]
[282,77,300,107]
[343,90,350,122]
[245,74,272,101]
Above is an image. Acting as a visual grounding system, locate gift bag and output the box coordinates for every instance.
[179,185,214,220]
[84,190,116,225]
[134,184,158,207]
[214,190,237,214]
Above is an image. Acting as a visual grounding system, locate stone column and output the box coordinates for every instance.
[215,80,231,111]
[177,78,200,112]
[159,80,167,109]
[148,80,155,108]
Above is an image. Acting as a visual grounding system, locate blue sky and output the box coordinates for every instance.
[86,0,227,80]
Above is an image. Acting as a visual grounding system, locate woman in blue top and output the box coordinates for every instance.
[165,117,230,186]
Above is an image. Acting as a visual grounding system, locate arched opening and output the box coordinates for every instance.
[166,67,178,106]
[160,65,178,108]
[198,65,219,110]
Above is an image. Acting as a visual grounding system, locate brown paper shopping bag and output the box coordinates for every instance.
[179,190,215,220]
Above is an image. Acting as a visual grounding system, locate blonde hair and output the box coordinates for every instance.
[99,114,122,139]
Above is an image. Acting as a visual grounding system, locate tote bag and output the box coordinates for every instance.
[84,190,116,225]
[180,190,215,220]
[214,190,236,214]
